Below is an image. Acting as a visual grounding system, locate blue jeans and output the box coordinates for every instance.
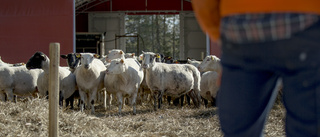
[218,20,320,137]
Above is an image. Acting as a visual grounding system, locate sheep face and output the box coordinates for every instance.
[198,55,220,72]
[124,53,135,58]
[26,52,47,69]
[106,59,126,74]
[61,53,81,70]
[78,53,98,70]
[106,49,124,62]
[141,52,157,69]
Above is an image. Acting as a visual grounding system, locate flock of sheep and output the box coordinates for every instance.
[0,49,221,115]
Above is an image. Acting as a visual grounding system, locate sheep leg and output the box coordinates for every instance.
[106,92,111,110]
[131,90,138,115]
[180,95,185,107]
[4,88,14,102]
[102,89,107,109]
[0,91,6,102]
[116,93,123,115]
[167,96,171,105]
[79,89,87,112]
[211,97,216,107]
[202,97,208,108]
[158,90,164,109]
[59,91,64,107]
[152,91,157,111]
[65,93,75,109]
[186,95,191,106]
[89,89,97,114]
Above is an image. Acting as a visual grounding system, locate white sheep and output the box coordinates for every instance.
[106,49,125,62]
[26,52,76,107]
[105,49,142,106]
[197,55,221,107]
[124,53,137,59]
[0,56,25,67]
[200,71,219,107]
[198,55,221,73]
[141,52,202,110]
[0,65,43,102]
[187,59,202,68]
[74,53,106,114]
[104,58,144,114]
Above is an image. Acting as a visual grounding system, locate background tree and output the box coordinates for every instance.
[125,14,180,59]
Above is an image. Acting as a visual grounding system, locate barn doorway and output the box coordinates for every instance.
[124,15,180,59]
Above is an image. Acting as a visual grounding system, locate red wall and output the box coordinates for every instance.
[0,0,74,66]
[210,40,221,57]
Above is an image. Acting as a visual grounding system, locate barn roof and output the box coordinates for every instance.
[76,0,193,14]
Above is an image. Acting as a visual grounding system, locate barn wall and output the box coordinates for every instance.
[0,0,74,66]
[210,41,221,58]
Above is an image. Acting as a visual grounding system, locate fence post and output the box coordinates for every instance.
[49,43,60,137]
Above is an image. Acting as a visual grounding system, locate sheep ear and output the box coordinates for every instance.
[94,54,100,58]
[41,54,46,61]
[60,55,68,59]
[211,56,214,61]
[132,53,135,56]
[156,54,161,59]
[139,55,143,60]
[119,50,123,54]
[75,53,81,58]
[120,59,124,64]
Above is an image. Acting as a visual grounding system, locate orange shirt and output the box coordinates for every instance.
[192,0,320,41]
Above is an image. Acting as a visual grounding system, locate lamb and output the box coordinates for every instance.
[141,52,202,110]
[0,65,43,102]
[26,52,76,107]
[74,53,106,114]
[104,58,144,114]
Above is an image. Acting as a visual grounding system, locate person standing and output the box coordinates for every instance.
[192,0,320,136]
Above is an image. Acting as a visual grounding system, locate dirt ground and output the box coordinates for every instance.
[0,97,286,137]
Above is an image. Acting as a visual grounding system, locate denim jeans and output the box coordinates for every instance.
[217,20,320,137]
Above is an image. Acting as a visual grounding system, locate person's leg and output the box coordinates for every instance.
[217,63,279,137]
[282,67,320,137]
[278,20,320,137]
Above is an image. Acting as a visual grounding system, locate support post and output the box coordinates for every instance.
[49,42,60,137]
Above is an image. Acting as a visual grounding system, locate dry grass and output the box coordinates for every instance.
[0,97,285,137]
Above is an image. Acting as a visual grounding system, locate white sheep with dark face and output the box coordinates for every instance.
[141,52,202,110]
[74,53,106,114]
[26,52,76,107]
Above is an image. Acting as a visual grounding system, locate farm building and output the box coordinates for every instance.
[0,0,220,66]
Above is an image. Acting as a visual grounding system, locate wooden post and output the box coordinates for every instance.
[49,43,60,137]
